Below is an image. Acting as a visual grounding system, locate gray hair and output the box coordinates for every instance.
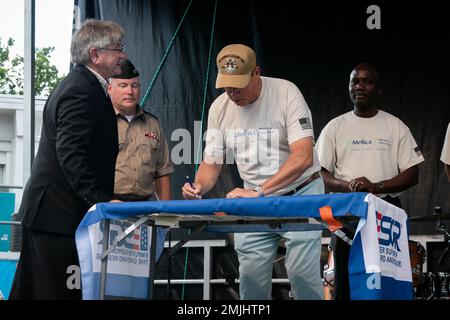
[70,19,124,65]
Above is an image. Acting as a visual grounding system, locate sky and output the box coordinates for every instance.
[0,0,74,76]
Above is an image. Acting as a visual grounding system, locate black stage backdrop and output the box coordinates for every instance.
[77,0,450,300]
[85,0,450,235]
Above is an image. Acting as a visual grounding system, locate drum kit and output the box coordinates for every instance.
[409,208,450,300]
[321,209,450,300]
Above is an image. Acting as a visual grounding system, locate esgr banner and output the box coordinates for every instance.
[76,212,166,300]
[349,194,413,299]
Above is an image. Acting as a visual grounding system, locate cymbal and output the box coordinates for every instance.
[410,213,450,222]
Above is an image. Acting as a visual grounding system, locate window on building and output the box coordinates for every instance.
[0,164,4,185]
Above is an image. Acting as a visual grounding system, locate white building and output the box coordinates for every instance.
[0,94,46,213]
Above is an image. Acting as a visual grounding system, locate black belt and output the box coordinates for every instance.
[113,194,150,202]
[282,172,321,196]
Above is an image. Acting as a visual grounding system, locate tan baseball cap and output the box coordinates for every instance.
[215,44,257,89]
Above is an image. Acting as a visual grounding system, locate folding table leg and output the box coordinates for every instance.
[99,219,110,300]
[148,224,157,299]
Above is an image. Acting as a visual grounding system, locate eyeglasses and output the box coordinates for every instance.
[97,45,125,53]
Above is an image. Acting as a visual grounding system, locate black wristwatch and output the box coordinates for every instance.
[376,182,384,193]
[253,185,265,197]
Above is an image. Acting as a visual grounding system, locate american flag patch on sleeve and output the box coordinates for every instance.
[299,117,312,130]
[414,146,422,157]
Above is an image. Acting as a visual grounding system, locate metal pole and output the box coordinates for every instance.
[148,225,157,299]
[203,245,211,300]
[0,185,23,189]
[0,221,21,226]
[167,229,171,299]
[23,0,36,183]
[99,220,110,300]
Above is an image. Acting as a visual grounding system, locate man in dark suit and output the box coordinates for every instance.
[10,19,127,299]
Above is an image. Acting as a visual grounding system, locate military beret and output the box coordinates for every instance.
[112,59,140,79]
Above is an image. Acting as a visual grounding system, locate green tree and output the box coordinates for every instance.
[0,37,64,96]
[0,38,14,92]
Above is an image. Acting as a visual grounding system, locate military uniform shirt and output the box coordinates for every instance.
[114,108,174,196]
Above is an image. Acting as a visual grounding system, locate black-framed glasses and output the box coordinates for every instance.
[97,45,125,53]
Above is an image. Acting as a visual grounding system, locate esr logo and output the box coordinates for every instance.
[376,211,401,251]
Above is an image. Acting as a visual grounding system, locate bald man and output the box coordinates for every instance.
[316,63,425,299]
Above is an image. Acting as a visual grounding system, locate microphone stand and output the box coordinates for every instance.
[427,217,450,300]
[426,207,448,300]
[436,220,450,266]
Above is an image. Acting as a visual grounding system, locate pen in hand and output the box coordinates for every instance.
[186,175,201,199]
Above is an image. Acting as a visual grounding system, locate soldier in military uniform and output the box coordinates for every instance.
[109,59,174,202]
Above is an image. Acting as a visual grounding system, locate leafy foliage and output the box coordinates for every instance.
[0,37,64,96]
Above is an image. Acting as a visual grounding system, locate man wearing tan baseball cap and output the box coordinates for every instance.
[182,44,324,300]
[215,44,257,89]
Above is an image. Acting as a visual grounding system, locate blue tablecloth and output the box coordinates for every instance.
[75,192,413,300]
